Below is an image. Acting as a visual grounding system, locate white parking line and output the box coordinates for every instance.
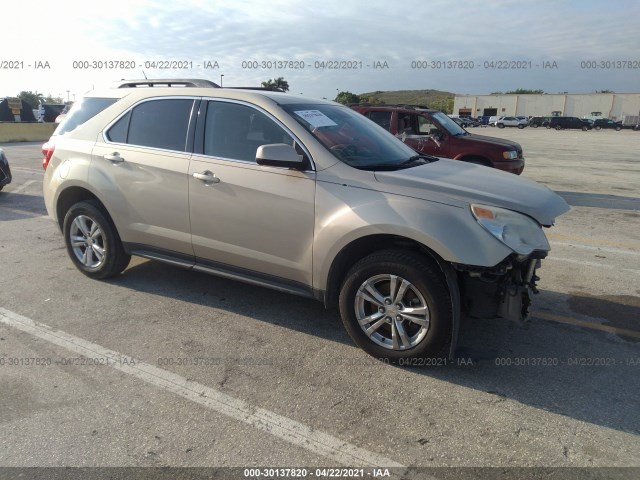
[0,308,408,472]
[550,240,640,256]
[11,166,45,175]
[550,256,640,274]
[8,179,37,194]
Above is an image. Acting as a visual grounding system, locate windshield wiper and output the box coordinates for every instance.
[361,155,435,171]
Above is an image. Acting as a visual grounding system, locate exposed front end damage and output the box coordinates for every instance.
[454,252,547,322]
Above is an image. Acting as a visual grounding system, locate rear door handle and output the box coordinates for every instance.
[193,171,220,183]
[104,152,124,163]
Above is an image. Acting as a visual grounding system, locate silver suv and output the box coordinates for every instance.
[43,79,569,361]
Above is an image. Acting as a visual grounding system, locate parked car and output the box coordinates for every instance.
[516,116,530,126]
[593,118,622,131]
[453,117,480,128]
[351,105,525,174]
[496,116,528,129]
[548,117,593,130]
[529,116,550,128]
[43,79,569,361]
[488,116,499,126]
[0,148,12,191]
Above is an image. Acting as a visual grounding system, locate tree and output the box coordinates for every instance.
[42,94,64,104]
[17,91,44,109]
[334,91,360,104]
[505,88,544,94]
[430,97,454,114]
[261,77,289,92]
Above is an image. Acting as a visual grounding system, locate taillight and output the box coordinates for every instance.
[42,141,54,170]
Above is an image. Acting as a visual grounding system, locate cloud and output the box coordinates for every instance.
[1,0,638,98]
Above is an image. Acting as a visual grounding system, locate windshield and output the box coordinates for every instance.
[282,104,425,170]
[431,111,467,135]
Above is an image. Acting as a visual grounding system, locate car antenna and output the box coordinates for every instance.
[142,71,148,79]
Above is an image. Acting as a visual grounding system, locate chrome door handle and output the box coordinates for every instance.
[193,171,220,183]
[104,152,124,163]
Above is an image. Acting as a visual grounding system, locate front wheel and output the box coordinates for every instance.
[339,250,452,361]
[63,201,131,279]
[497,123,505,128]
[518,124,524,129]
[582,126,588,131]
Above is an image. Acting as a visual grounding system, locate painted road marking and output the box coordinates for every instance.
[11,166,45,175]
[550,241,640,256]
[8,179,37,195]
[534,311,640,339]
[548,233,640,251]
[0,308,408,472]
[550,256,640,274]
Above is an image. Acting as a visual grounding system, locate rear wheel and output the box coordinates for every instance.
[582,126,588,131]
[63,201,130,279]
[615,126,621,131]
[532,124,539,128]
[518,124,524,129]
[497,123,505,129]
[555,125,562,130]
[339,250,452,361]
[595,126,601,130]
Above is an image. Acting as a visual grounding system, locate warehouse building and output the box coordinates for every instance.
[453,93,640,121]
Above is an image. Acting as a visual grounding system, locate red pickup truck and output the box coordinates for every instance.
[350,105,525,174]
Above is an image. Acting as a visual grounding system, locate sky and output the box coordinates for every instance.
[1,0,639,101]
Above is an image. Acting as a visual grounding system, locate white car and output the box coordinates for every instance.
[497,116,528,129]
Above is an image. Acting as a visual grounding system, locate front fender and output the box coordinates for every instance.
[312,182,512,292]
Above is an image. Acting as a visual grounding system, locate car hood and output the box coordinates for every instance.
[457,133,522,150]
[374,158,569,226]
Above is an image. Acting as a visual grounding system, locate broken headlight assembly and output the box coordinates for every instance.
[471,204,549,256]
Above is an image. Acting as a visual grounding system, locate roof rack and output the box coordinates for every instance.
[114,79,220,88]
[229,87,286,92]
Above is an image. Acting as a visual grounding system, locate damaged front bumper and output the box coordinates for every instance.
[454,252,547,322]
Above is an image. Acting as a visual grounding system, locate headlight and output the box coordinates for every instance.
[502,150,518,160]
[471,204,549,255]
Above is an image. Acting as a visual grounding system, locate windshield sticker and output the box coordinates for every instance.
[294,110,337,127]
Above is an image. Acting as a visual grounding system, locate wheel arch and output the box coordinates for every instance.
[324,234,462,359]
[324,234,449,309]
[55,186,110,231]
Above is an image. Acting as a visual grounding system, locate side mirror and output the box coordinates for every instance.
[429,128,443,139]
[256,144,305,169]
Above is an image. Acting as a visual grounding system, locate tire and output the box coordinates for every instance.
[595,126,601,130]
[497,123,505,128]
[518,124,524,129]
[532,124,539,128]
[339,250,452,361]
[63,200,130,279]
[555,125,562,130]
[615,126,621,131]
[582,126,588,131]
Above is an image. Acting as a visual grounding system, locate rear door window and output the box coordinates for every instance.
[107,99,194,151]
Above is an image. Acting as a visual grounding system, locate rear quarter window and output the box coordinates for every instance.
[54,97,118,135]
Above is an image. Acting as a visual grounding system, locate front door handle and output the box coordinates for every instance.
[104,152,124,163]
[193,171,220,183]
